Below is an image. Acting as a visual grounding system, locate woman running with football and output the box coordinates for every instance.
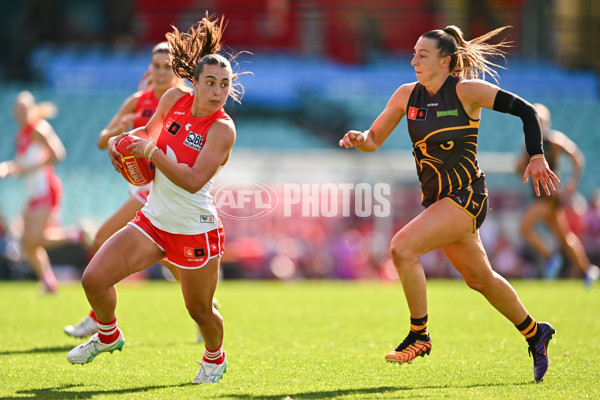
[340,25,558,382]
[0,91,83,293]
[63,42,216,342]
[67,13,247,384]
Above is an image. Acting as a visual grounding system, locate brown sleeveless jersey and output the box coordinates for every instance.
[406,75,487,207]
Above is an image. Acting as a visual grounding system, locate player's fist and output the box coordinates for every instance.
[339,130,366,149]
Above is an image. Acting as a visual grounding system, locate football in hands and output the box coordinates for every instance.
[116,135,155,186]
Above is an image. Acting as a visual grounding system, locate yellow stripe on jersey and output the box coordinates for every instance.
[413,120,480,148]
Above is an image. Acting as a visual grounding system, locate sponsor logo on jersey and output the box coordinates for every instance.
[184,131,204,151]
[408,107,427,120]
[200,215,214,223]
[173,111,185,115]
[142,108,153,118]
[166,118,181,135]
[185,123,192,131]
[436,109,458,117]
[184,246,205,259]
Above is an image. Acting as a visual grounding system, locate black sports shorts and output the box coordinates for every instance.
[444,187,489,232]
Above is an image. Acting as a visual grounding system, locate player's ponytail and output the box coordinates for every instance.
[166,12,251,103]
[167,12,225,83]
[16,91,57,122]
[423,25,512,82]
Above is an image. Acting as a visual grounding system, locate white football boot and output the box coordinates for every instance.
[193,353,227,383]
[64,315,99,338]
[67,332,125,364]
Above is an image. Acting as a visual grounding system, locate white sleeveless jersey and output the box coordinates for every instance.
[17,141,51,200]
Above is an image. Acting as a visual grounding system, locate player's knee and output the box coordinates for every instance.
[464,272,495,293]
[186,302,220,327]
[80,268,104,294]
[80,272,95,293]
[390,236,418,266]
[20,236,42,254]
[464,276,485,292]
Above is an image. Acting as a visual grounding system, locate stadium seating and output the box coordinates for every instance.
[1,49,598,227]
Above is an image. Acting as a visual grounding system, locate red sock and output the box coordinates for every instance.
[97,318,121,344]
[89,310,98,322]
[202,343,224,364]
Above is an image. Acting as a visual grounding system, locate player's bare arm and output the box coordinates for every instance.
[152,119,235,193]
[97,93,140,150]
[340,83,413,152]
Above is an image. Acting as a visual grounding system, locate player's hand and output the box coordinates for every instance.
[339,130,366,149]
[128,137,156,159]
[118,113,139,132]
[108,132,129,172]
[523,156,560,197]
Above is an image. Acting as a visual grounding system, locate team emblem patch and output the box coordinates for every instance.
[184,247,205,258]
[166,118,181,135]
[447,193,465,206]
[408,107,427,120]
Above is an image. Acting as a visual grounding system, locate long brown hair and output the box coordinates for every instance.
[166,12,250,103]
[422,25,512,82]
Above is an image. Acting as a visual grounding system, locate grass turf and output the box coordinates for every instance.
[0,279,598,399]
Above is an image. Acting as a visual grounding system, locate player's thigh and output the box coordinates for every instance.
[178,257,220,310]
[442,232,493,282]
[520,200,551,230]
[21,210,51,245]
[95,197,143,248]
[545,206,572,242]
[84,224,165,287]
[391,198,474,257]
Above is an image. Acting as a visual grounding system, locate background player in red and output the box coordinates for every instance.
[94,41,187,252]
[63,42,214,340]
[67,13,248,384]
[0,91,82,293]
[340,25,559,382]
[516,103,599,285]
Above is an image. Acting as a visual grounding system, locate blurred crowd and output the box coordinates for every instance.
[3,185,598,283]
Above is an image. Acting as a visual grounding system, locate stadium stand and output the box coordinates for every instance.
[1,49,599,227]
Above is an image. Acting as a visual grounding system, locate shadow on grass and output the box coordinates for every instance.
[0,345,74,355]
[4,383,192,399]
[214,381,533,400]
[1,381,535,400]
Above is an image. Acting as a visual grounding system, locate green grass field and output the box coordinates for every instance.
[0,279,598,399]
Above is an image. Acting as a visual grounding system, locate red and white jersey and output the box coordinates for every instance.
[133,89,159,129]
[142,93,232,234]
[15,121,59,201]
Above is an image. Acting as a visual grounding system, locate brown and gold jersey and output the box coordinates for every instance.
[407,75,487,207]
